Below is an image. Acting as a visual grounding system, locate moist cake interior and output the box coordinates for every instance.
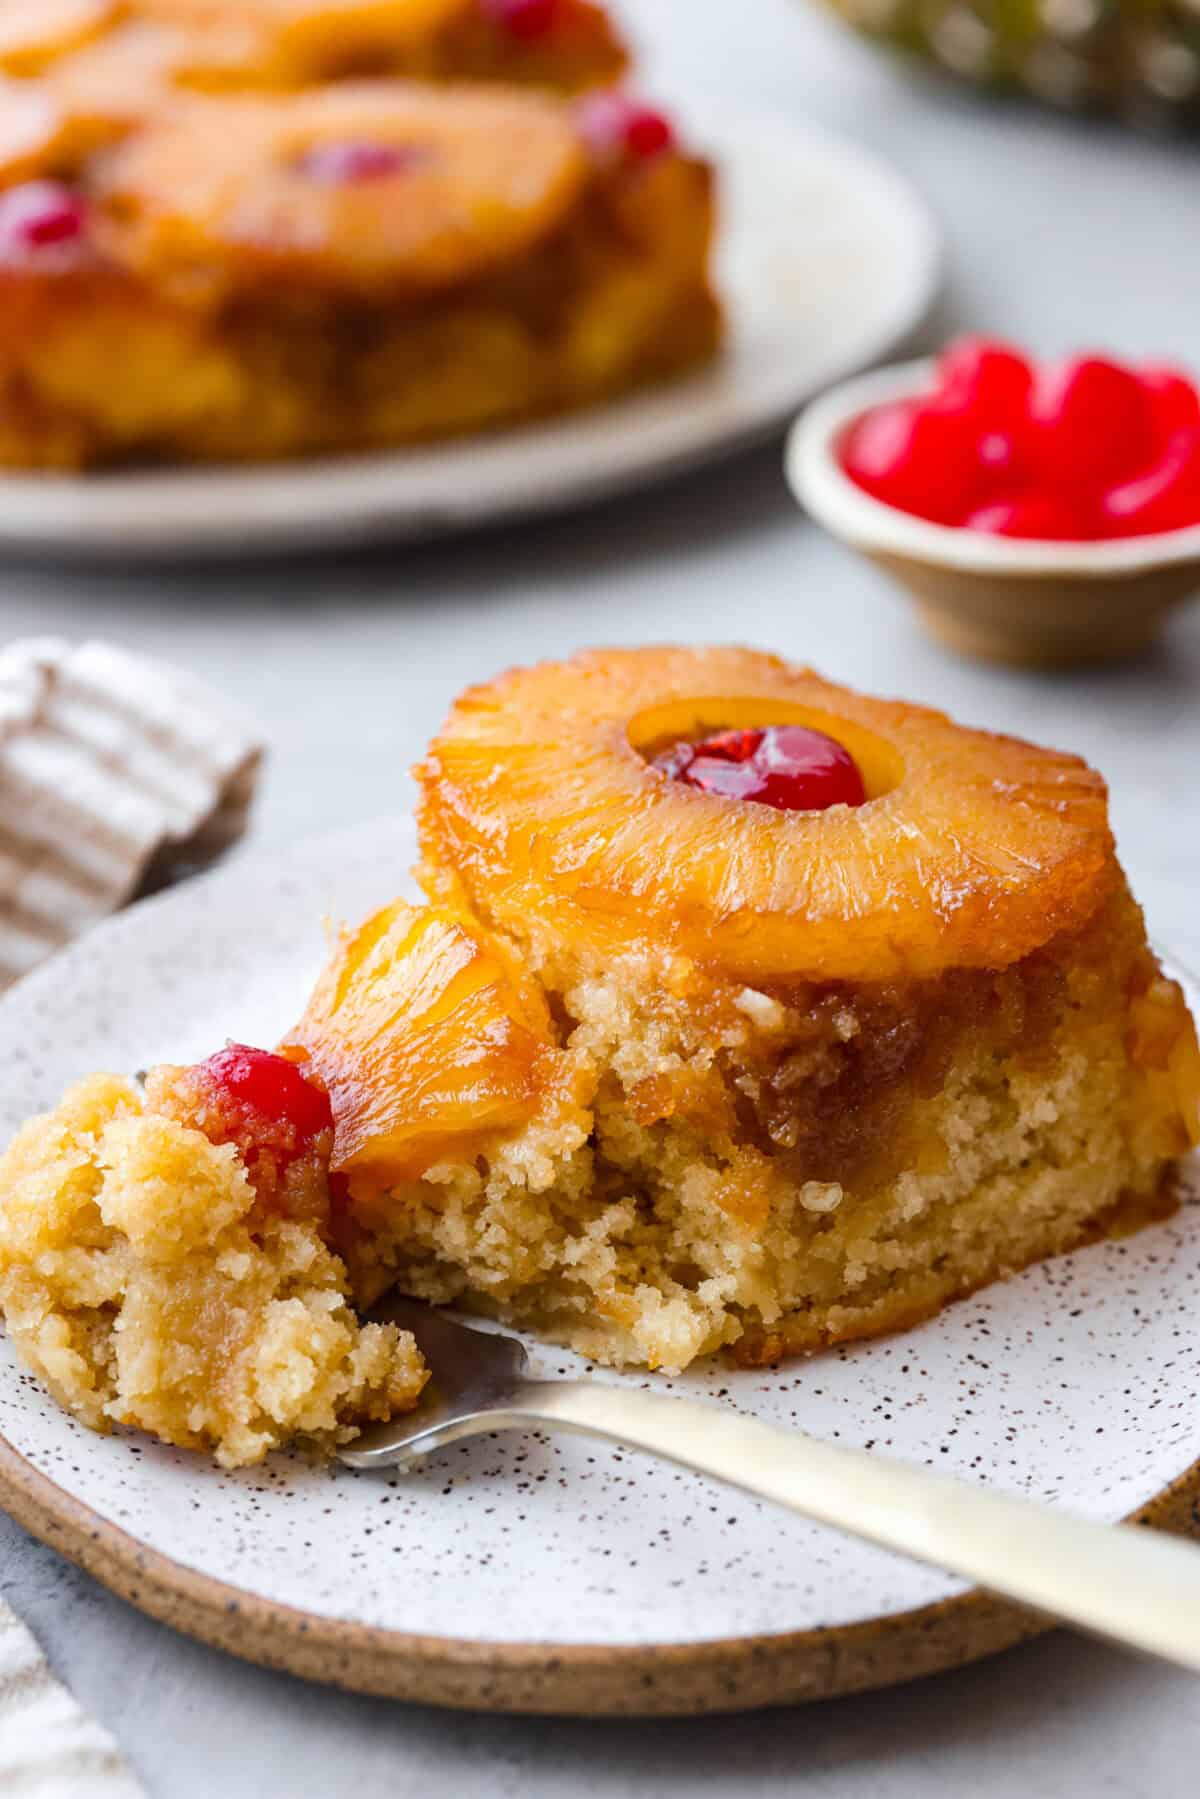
[333,881,1198,1372]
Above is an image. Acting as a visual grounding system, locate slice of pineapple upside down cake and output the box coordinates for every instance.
[2,646,1197,1462]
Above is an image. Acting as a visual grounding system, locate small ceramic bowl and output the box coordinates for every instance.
[786,358,1200,668]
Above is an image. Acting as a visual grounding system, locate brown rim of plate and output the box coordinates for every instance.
[1,1429,1198,1716]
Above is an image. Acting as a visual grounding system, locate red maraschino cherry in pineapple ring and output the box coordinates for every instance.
[656,724,867,813]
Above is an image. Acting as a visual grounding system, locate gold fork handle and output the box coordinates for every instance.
[484,1379,1200,1675]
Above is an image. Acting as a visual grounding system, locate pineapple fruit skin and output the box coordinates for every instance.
[269,645,1199,1374]
[822,0,1200,133]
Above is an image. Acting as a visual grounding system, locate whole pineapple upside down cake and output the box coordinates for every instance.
[1,647,1197,1468]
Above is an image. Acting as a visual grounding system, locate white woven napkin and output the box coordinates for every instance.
[0,636,263,1793]
[0,1606,145,1797]
[0,636,263,991]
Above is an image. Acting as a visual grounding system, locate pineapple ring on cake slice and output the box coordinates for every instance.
[418,645,1116,987]
[95,80,590,298]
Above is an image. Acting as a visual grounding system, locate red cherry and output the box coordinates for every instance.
[656,725,866,814]
[575,91,676,159]
[198,1044,333,1144]
[0,180,89,259]
[1100,431,1200,537]
[966,494,1090,540]
[625,108,675,157]
[480,0,560,36]
[294,141,424,183]
[1029,355,1151,494]
[937,336,1034,429]
[1140,365,1200,447]
[841,399,977,524]
[974,428,1029,493]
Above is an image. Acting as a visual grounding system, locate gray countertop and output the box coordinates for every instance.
[1,1,1199,1791]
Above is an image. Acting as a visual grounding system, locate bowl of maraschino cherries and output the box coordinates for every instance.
[787,338,1200,667]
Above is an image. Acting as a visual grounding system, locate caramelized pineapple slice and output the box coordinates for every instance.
[283,900,560,1190]
[131,0,464,88]
[95,80,589,299]
[76,2,626,93]
[418,645,1116,986]
[140,0,465,39]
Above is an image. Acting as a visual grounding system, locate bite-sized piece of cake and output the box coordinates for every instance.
[0,78,719,467]
[392,646,1197,1369]
[0,1049,427,1467]
[44,0,626,113]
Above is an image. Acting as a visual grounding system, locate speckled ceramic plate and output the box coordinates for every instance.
[0,110,939,562]
[0,817,1197,1716]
